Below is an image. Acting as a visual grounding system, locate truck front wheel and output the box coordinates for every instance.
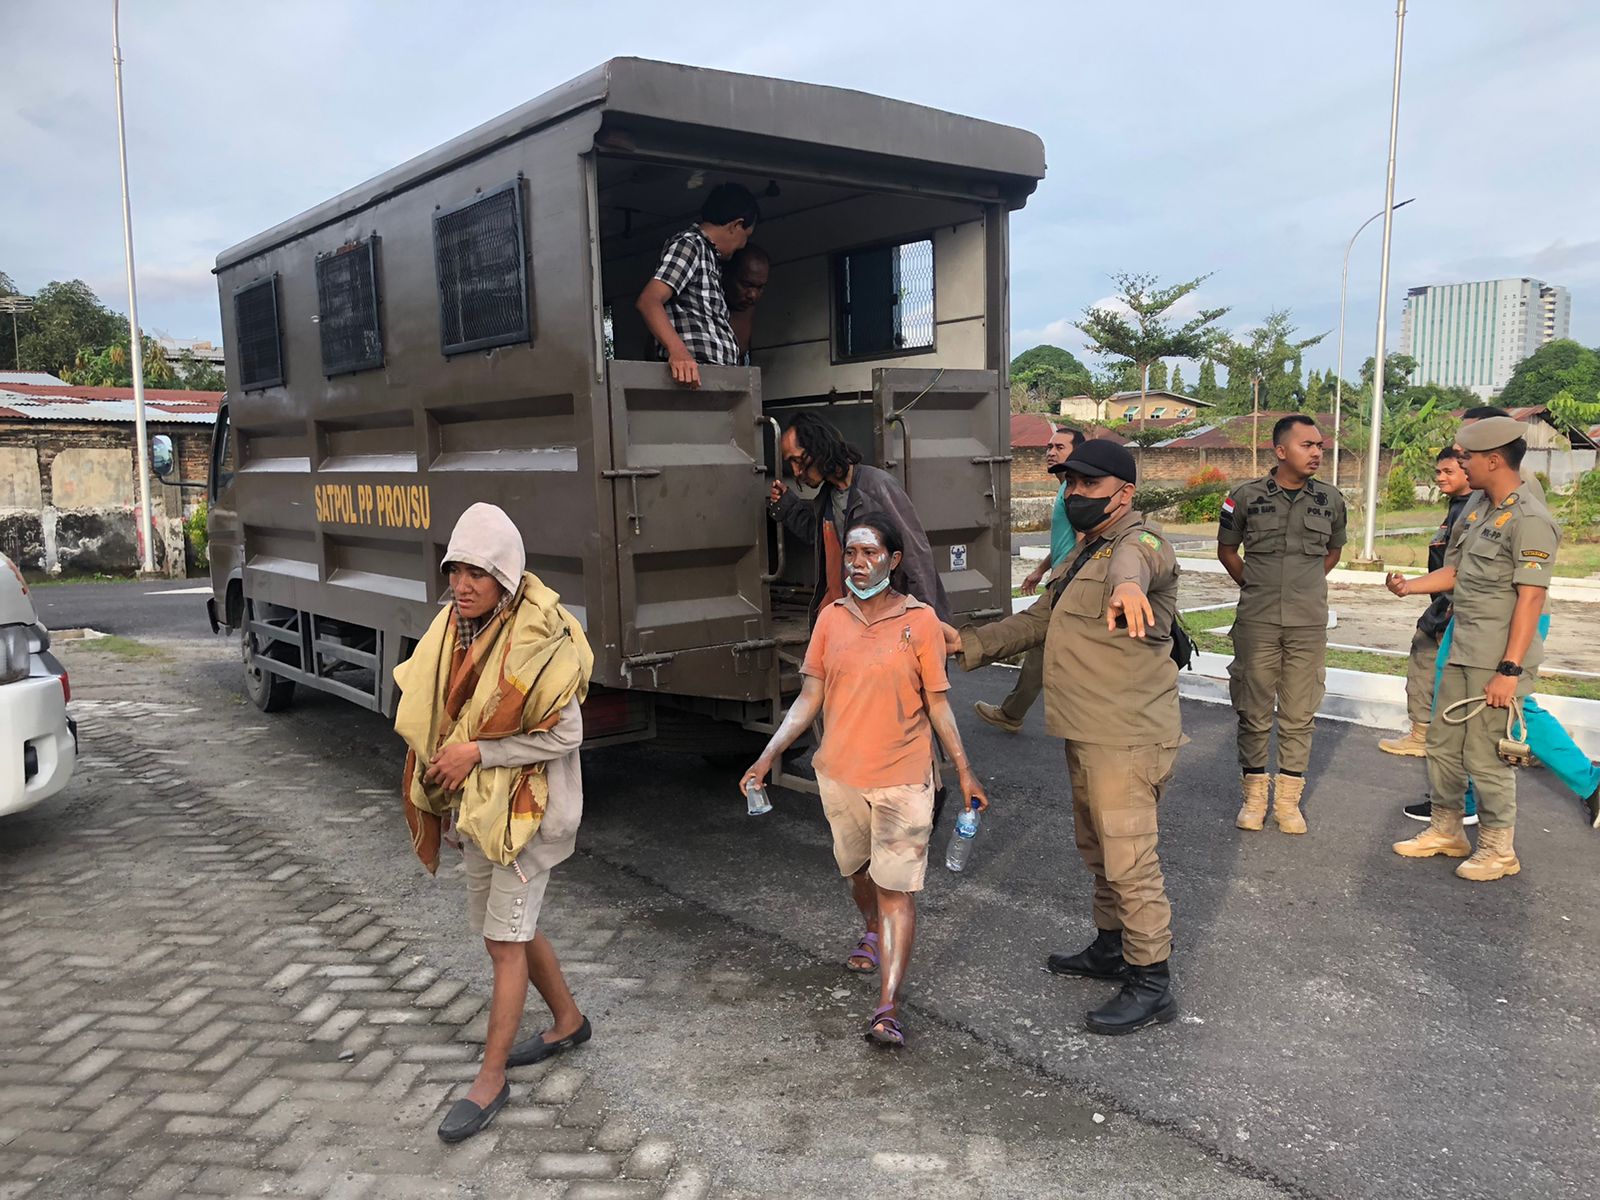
[241,621,296,712]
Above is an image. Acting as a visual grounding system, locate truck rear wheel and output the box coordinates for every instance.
[242,621,295,712]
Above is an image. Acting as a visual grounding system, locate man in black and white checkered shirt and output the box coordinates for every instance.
[636,182,761,388]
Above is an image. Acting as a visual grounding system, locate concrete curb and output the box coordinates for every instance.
[1175,556,1600,602]
[1006,594,1600,756]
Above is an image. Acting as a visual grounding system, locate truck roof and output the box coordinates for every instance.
[215,57,1047,271]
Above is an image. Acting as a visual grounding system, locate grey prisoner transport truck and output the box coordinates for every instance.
[205,57,1046,767]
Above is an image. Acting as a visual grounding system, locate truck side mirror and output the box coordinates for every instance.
[151,434,174,480]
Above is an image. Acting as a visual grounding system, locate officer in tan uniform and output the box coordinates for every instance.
[1390,416,1560,880]
[1217,415,1346,834]
[944,439,1183,1036]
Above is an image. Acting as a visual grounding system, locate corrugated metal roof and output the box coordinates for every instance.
[0,389,221,425]
[0,371,68,386]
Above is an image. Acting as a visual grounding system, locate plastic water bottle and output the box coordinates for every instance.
[745,779,773,816]
[945,800,981,871]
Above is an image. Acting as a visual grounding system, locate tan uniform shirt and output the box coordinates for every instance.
[1443,490,1560,672]
[959,511,1181,746]
[1218,470,1347,627]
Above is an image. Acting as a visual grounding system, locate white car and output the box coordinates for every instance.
[0,555,75,816]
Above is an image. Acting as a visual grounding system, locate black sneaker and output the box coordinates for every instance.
[1585,787,1599,830]
[1403,799,1477,826]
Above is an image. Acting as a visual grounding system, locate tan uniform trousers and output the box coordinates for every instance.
[1228,622,1327,774]
[1064,740,1179,967]
[1426,664,1531,830]
[1404,625,1441,727]
[999,645,1046,723]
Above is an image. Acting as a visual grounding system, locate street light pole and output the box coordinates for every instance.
[1359,0,1407,564]
[1332,197,1414,490]
[113,0,155,574]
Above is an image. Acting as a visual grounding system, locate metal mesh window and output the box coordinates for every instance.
[433,183,530,355]
[234,277,284,391]
[835,238,935,359]
[316,238,383,376]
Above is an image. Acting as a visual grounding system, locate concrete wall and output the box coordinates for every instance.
[0,422,209,577]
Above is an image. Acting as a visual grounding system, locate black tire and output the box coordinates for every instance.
[241,621,295,712]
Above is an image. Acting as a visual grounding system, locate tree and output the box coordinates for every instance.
[1548,386,1600,443]
[1170,363,1186,396]
[1009,344,1093,413]
[63,334,175,388]
[1147,359,1168,391]
[1197,358,1221,406]
[1218,311,1328,471]
[175,350,226,391]
[1359,352,1419,407]
[14,279,125,376]
[1305,369,1326,414]
[1074,272,1229,464]
[1499,339,1599,411]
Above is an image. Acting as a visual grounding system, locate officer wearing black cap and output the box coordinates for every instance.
[945,438,1184,1035]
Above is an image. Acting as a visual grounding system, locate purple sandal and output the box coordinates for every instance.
[866,1003,905,1047]
[845,932,880,974]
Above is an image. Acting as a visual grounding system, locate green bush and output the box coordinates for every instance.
[1383,464,1416,511]
[1178,491,1225,523]
[1562,470,1600,537]
[1133,485,1182,513]
[185,501,209,568]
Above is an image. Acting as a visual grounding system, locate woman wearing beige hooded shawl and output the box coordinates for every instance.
[394,502,595,1142]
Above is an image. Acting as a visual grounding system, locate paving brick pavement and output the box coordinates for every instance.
[0,710,701,1199]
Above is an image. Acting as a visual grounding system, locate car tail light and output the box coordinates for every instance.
[59,671,70,703]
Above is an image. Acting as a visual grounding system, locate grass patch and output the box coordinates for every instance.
[1369,535,1600,578]
[70,635,169,661]
[1182,606,1600,700]
[23,572,125,587]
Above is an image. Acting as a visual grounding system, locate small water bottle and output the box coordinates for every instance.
[745,779,773,816]
[945,800,981,872]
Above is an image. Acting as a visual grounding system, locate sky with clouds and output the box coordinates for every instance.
[3,1,1594,378]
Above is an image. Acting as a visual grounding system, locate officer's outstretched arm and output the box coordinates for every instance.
[941,594,1050,671]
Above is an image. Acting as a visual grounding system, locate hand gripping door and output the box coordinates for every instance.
[873,368,1008,620]
[605,360,769,690]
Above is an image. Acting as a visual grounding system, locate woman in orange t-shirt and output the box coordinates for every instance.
[741,513,988,1046]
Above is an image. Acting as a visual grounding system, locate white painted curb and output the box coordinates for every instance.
[1175,557,1600,602]
[1006,594,1600,756]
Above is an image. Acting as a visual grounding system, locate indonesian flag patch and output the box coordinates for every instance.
[1220,497,1236,526]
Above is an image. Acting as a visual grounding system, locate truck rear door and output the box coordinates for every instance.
[605,360,774,701]
[873,367,1009,621]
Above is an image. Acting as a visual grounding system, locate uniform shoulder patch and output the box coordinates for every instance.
[1139,532,1162,550]
[1521,549,1550,560]
[1221,496,1236,514]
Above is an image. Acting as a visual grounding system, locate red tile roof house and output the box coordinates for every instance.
[0,384,222,577]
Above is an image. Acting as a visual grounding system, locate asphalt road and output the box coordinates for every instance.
[30,581,1600,1199]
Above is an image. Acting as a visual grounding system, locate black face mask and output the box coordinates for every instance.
[1065,492,1116,533]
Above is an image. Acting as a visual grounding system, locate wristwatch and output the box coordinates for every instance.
[1496,660,1523,677]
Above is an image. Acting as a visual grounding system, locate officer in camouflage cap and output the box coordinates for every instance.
[1390,416,1561,880]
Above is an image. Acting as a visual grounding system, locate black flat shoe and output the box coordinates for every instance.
[437,1082,510,1143]
[507,1016,592,1068]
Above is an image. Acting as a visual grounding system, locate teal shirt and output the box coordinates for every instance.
[1049,485,1078,567]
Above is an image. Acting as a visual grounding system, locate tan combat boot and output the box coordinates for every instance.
[1273,774,1308,834]
[1393,808,1472,858]
[1455,825,1521,881]
[973,701,1023,734]
[1378,722,1429,758]
[1236,773,1270,831]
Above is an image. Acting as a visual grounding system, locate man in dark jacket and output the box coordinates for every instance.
[1378,446,1473,759]
[769,412,950,625]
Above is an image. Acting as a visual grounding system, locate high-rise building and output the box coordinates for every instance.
[1398,278,1571,398]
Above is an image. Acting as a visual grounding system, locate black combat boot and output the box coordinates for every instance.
[1045,929,1128,980]
[1084,959,1178,1036]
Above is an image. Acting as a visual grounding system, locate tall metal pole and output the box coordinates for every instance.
[113,0,155,574]
[1333,197,1413,490]
[1359,0,1407,563]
